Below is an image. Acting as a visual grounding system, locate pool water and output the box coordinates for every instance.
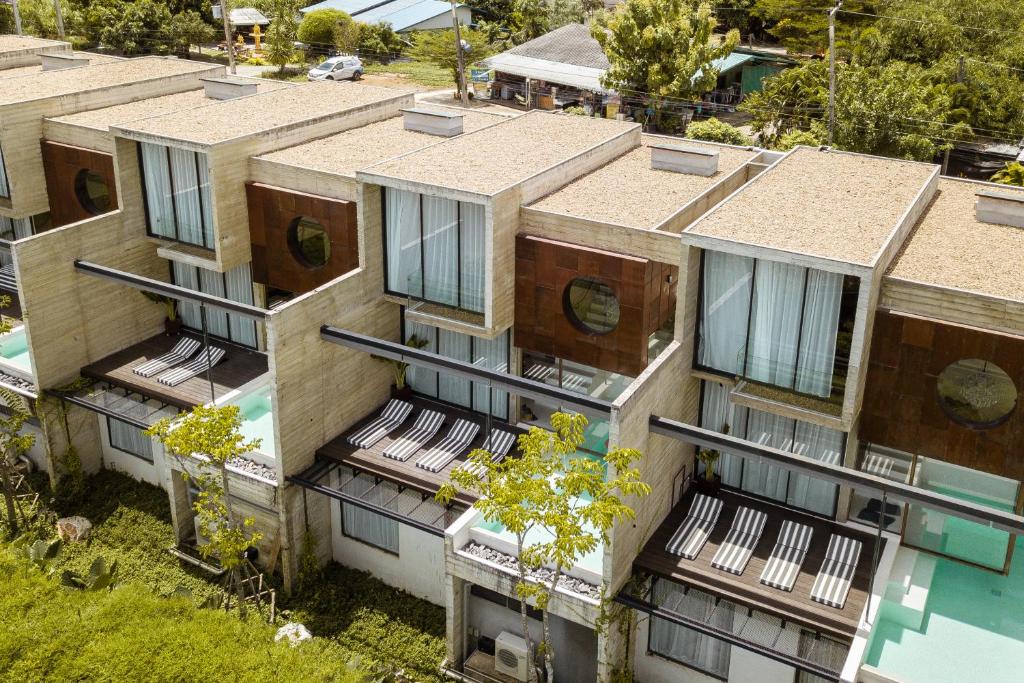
[0,327,32,375]
[234,388,275,457]
[865,536,1024,683]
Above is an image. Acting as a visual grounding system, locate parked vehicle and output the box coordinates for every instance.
[307,55,363,82]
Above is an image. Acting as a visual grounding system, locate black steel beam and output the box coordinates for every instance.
[50,390,151,431]
[320,326,614,418]
[614,591,840,681]
[650,415,1024,535]
[74,260,268,321]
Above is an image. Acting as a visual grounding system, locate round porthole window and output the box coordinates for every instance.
[74,169,111,215]
[936,358,1017,429]
[563,276,620,335]
[288,216,331,268]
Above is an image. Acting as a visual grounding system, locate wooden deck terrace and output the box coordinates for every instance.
[81,332,269,409]
[317,396,526,507]
[635,486,881,638]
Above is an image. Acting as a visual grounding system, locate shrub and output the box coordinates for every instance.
[684,117,753,146]
[775,127,825,151]
[298,8,358,54]
[357,21,404,62]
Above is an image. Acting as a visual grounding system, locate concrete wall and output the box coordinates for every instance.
[0,40,70,70]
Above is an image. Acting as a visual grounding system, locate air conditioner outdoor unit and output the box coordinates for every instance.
[494,631,530,682]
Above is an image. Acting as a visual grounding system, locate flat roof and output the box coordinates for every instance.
[50,80,291,132]
[360,110,639,195]
[528,135,757,229]
[0,34,66,53]
[888,178,1024,302]
[685,147,938,265]
[0,56,219,107]
[116,80,409,146]
[0,52,121,79]
[256,105,506,177]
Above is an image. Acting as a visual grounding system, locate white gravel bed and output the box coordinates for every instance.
[463,542,601,599]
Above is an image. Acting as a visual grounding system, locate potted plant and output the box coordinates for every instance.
[375,334,429,399]
[142,292,180,335]
[694,423,728,496]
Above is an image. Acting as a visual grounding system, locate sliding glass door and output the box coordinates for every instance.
[139,142,214,248]
[171,261,258,348]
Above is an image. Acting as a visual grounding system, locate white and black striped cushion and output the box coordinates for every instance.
[157,346,226,386]
[415,419,480,473]
[863,453,894,478]
[133,337,201,377]
[710,507,767,575]
[382,410,445,462]
[665,494,723,560]
[759,521,814,591]
[457,429,517,477]
[346,399,413,449]
[810,534,863,608]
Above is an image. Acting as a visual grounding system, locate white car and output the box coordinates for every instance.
[307,55,363,81]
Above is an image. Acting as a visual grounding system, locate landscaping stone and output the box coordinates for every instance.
[227,457,277,482]
[462,542,601,599]
[275,622,313,646]
[56,516,92,542]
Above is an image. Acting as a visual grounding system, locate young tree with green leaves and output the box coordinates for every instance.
[0,384,36,539]
[167,10,217,58]
[264,0,300,73]
[439,412,650,683]
[593,0,739,132]
[357,21,404,63]
[148,404,264,616]
[409,28,494,97]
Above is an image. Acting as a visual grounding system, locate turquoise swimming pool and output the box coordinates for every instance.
[0,326,32,376]
[234,388,275,457]
[865,536,1024,683]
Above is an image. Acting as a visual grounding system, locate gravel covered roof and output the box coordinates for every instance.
[529,135,757,229]
[0,57,219,107]
[888,179,1024,302]
[0,52,121,79]
[362,111,639,195]
[686,147,938,264]
[257,105,506,177]
[51,80,290,131]
[117,80,408,146]
[0,35,65,53]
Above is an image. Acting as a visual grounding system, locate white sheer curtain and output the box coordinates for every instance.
[141,142,175,239]
[741,409,795,501]
[699,251,754,374]
[169,147,203,246]
[340,472,399,552]
[0,217,31,267]
[108,417,154,462]
[198,268,229,338]
[385,188,422,297]
[438,328,472,407]
[460,202,486,313]
[788,421,842,515]
[650,582,731,678]
[746,260,806,388]
[404,321,437,395]
[472,330,509,419]
[196,152,214,247]
[172,261,201,329]
[699,381,743,486]
[225,264,257,347]
[795,269,843,397]
[422,196,458,306]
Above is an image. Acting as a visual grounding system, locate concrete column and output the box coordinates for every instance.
[168,470,195,544]
[446,574,467,670]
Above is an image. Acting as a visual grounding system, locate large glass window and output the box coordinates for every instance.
[699,381,842,517]
[403,319,509,420]
[697,251,858,402]
[106,416,154,463]
[171,262,257,348]
[384,188,486,313]
[849,444,913,531]
[139,142,214,248]
[0,143,9,199]
[341,500,399,554]
[649,581,732,679]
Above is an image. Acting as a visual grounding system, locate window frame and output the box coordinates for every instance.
[646,583,732,681]
[105,415,155,463]
[137,142,214,250]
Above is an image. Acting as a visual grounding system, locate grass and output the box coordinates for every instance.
[6,470,446,681]
[363,59,454,88]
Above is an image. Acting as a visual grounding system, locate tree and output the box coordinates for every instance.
[264,0,301,72]
[167,10,217,58]
[751,0,875,56]
[0,377,36,539]
[357,21,405,63]
[593,0,739,132]
[409,28,494,96]
[298,8,357,55]
[147,405,265,616]
[438,412,650,683]
[992,162,1024,187]
[81,0,173,55]
[685,117,752,145]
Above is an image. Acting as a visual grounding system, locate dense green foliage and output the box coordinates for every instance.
[357,22,404,62]
[298,8,358,54]
[409,28,495,94]
[264,0,301,71]
[168,9,217,57]
[992,162,1024,187]
[685,117,753,145]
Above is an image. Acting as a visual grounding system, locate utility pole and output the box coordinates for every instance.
[827,1,842,147]
[219,2,236,75]
[11,0,22,36]
[942,55,966,174]
[53,0,65,40]
[450,0,469,108]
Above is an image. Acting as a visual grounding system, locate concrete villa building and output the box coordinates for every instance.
[2,38,1023,683]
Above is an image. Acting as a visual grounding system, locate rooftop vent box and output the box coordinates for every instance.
[41,54,90,72]
[202,77,258,101]
[650,143,719,176]
[402,107,464,137]
[975,189,1024,229]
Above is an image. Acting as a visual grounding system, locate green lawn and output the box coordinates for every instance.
[6,470,447,682]
[364,59,454,88]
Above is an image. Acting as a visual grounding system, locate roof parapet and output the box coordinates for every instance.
[650,142,719,176]
[402,107,464,137]
[976,189,1024,229]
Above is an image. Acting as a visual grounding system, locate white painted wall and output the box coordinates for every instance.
[98,414,165,487]
[329,495,447,605]
[405,7,472,32]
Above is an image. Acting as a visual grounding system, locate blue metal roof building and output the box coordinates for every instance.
[299,0,471,33]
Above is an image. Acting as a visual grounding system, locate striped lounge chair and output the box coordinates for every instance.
[810,534,863,609]
[132,337,201,378]
[382,409,445,462]
[759,520,814,592]
[710,506,768,575]
[863,453,894,478]
[665,493,723,560]
[156,346,225,386]
[456,429,518,477]
[415,419,480,473]
[346,399,413,449]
